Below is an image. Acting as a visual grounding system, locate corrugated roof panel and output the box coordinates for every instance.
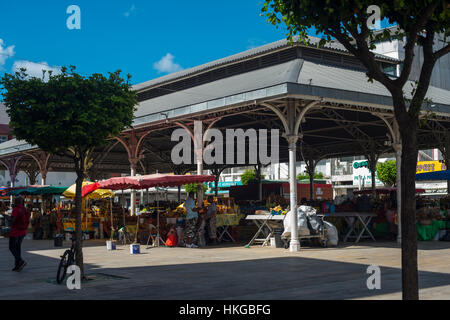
[298,61,450,105]
[134,59,304,118]
[133,36,397,92]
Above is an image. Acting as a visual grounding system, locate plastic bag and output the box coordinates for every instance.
[283,206,319,237]
[323,221,339,246]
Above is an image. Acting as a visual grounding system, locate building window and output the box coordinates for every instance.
[0,135,8,143]
[382,64,398,77]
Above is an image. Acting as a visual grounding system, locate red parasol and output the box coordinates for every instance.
[81,182,100,197]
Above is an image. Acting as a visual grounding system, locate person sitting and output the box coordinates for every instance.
[165,226,178,247]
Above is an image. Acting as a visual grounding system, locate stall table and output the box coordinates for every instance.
[417,219,449,241]
[216,214,242,242]
[245,214,286,247]
[324,212,377,243]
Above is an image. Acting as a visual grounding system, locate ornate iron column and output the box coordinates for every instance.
[262,99,322,252]
[115,129,152,216]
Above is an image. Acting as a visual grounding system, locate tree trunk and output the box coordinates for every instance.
[215,176,219,197]
[306,160,315,202]
[370,161,377,199]
[74,168,85,279]
[399,121,419,300]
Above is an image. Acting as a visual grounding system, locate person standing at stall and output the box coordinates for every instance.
[9,197,30,272]
[40,212,50,240]
[184,191,200,248]
[206,196,218,245]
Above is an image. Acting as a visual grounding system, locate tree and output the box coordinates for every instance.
[296,173,309,181]
[1,66,136,277]
[296,171,324,181]
[184,183,208,194]
[262,0,449,299]
[377,160,397,187]
[240,169,266,185]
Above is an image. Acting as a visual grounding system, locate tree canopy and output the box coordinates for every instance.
[376,160,397,187]
[1,66,136,160]
[297,171,324,181]
[240,169,266,185]
[184,183,208,194]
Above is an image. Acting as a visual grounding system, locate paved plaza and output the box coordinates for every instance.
[1,237,449,300]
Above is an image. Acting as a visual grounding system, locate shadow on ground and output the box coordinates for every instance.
[1,238,449,300]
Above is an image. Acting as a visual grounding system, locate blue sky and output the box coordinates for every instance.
[0,1,293,85]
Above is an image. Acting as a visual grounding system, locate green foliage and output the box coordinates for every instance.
[296,173,309,180]
[240,169,266,185]
[376,160,397,187]
[297,171,324,180]
[262,0,449,50]
[184,183,208,194]
[0,66,137,160]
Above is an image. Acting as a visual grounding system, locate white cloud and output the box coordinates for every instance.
[0,39,15,68]
[246,38,267,50]
[12,60,62,80]
[153,53,183,74]
[124,4,136,17]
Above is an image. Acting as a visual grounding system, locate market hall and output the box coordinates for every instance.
[0,37,450,250]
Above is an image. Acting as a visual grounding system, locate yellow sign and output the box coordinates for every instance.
[416,161,447,174]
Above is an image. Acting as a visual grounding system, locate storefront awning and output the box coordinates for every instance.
[416,170,450,181]
[5,186,69,196]
[353,187,425,195]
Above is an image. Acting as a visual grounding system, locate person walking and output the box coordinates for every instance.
[9,197,30,272]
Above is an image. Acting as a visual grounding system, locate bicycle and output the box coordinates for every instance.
[118,226,133,245]
[56,232,80,284]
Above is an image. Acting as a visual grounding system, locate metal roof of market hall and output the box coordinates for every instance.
[133,36,399,92]
[0,36,449,176]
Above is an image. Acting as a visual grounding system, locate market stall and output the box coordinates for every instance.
[95,174,217,246]
[62,181,115,239]
[2,185,70,240]
[415,170,450,240]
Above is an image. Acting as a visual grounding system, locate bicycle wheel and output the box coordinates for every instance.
[56,250,72,284]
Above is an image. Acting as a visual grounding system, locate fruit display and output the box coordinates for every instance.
[417,206,444,225]
[216,197,237,215]
[169,203,186,218]
[270,205,287,215]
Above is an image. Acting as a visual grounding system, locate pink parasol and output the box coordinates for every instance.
[95,174,215,191]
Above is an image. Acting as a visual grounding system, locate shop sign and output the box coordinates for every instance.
[352,160,382,187]
[416,161,447,174]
